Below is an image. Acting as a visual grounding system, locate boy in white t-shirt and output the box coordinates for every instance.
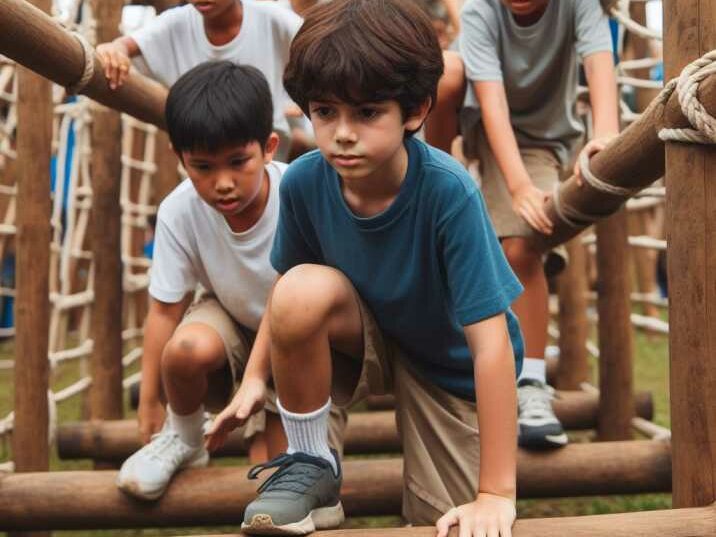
[116,61,304,500]
[96,0,302,161]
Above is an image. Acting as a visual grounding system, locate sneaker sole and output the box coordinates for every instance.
[518,431,568,449]
[241,502,345,535]
[116,450,210,501]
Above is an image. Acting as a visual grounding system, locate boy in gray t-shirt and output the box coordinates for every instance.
[456,0,618,449]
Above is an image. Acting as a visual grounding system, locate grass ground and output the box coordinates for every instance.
[0,325,671,536]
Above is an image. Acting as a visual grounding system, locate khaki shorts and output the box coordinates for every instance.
[330,293,480,525]
[179,294,346,451]
[463,121,568,276]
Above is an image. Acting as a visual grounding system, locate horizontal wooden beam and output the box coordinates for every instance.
[59,391,654,461]
[186,503,716,537]
[0,0,167,127]
[1,441,671,530]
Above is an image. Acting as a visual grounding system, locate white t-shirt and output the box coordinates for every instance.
[149,161,287,330]
[131,1,302,138]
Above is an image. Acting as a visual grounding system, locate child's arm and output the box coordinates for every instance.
[204,281,277,452]
[474,80,554,235]
[574,50,620,180]
[436,313,517,537]
[139,296,190,443]
[95,36,141,90]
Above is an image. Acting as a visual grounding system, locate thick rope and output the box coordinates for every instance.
[65,32,95,95]
[658,50,716,144]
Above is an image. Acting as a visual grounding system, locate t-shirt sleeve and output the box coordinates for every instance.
[130,8,179,86]
[148,216,197,303]
[574,0,613,58]
[459,2,503,82]
[270,174,320,274]
[438,191,523,326]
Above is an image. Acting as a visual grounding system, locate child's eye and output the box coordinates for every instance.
[231,158,248,167]
[358,107,379,120]
[311,106,334,119]
[192,163,211,171]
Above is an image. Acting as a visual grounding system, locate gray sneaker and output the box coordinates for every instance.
[242,450,344,535]
[517,378,568,449]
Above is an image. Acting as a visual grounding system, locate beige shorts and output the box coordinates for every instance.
[463,121,568,276]
[179,294,346,450]
[330,293,480,525]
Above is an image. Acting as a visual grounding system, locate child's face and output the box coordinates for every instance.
[500,0,549,16]
[181,136,277,219]
[188,0,237,18]
[308,99,427,183]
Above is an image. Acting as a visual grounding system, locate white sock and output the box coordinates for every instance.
[168,405,205,448]
[277,397,337,475]
[519,357,547,384]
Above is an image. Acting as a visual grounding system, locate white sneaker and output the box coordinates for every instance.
[116,422,209,500]
[517,379,568,449]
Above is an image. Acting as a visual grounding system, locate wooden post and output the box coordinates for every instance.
[663,0,716,508]
[153,131,179,203]
[88,0,124,424]
[13,0,51,473]
[595,209,634,440]
[555,235,590,389]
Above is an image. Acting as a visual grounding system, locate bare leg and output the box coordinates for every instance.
[425,50,466,154]
[502,238,548,359]
[162,323,228,414]
[270,264,364,413]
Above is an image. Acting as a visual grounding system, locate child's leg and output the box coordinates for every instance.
[242,264,368,534]
[424,50,466,154]
[501,237,548,361]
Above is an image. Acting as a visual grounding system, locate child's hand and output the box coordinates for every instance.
[204,376,267,452]
[137,396,166,444]
[573,135,617,186]
[510,182,553,235]
[95,42,131,90]
[435,492,516,537]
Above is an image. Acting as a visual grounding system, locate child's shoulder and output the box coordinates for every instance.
[156,178,202,224]
[281,149,327,191]
[416,139,479,203]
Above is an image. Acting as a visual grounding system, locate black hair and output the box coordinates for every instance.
[165,60,273,153]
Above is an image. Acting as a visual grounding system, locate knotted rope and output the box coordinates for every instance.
[65,32,95,95]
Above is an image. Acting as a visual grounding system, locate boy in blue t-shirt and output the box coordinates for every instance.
[207,0,524,534]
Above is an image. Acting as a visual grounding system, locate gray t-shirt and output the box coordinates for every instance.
[459,0,612,165]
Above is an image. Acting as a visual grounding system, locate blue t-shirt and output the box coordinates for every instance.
[271,137,524,400]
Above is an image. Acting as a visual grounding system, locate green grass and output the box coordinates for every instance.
[0,322,672,535]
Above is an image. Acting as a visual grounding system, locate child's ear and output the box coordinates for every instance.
[263,132,281,163]
[404,98,433,132]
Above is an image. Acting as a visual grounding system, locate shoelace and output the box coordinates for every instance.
[248,452,330,494]
[518,385,555,418]
[145,430,187,469]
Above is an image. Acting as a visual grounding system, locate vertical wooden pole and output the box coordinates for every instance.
[12,0,52,532]
[88,0,124,422]
[153,130,179,203]
[595,209,634,440]
[555,236,590,390]
[663,0,716,508]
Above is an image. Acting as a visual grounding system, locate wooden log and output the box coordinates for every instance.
[87,0,124,427]
[13,0,51,475]
[0,441,672,530]
[153,130,180,203]
[0,0,167,128]
[555,236,590,389]
[58,393,655,461]
[663,0,716,509]
[187,504,716,537]
[596,209,634,441]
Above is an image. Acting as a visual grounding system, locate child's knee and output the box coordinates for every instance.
[503,239,543,276]
[162,327,225,376]
[438,50,466,101]
[271,264,349,343]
